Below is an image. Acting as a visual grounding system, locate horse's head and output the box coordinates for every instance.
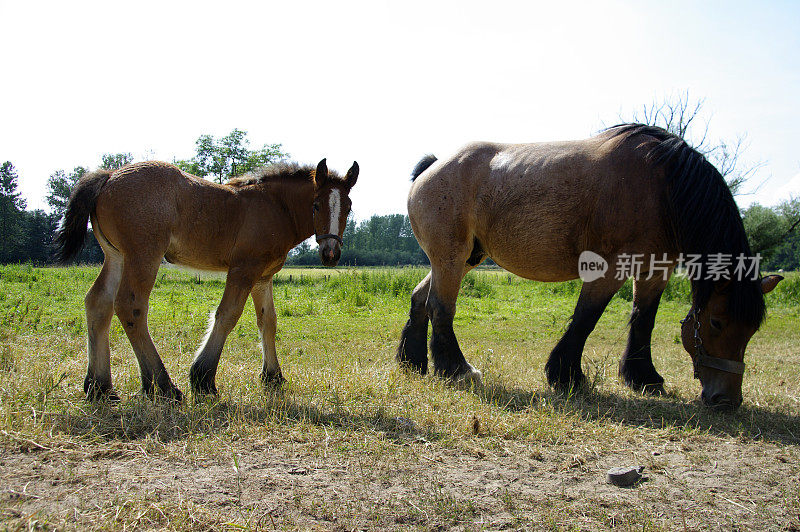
[312,158,358,267]
[681,274,782,410]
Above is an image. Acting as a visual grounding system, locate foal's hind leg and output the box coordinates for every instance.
[397,272,431,374]
[427,263,482,385]
[619,275,668,394]
[115,258,182,400]
[83,252,123,400]
[190,266,260,396]
[251,276,284,385]
[545,276,623,391]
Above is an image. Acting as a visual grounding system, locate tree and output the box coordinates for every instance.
[622,91,761,195]
[101,152,133,170]
[47,166,87,219]
[175,129,287,183]
[0,162,27,262]
[287,214,430,266]
[741,204,789,261]
[20,209,57,264]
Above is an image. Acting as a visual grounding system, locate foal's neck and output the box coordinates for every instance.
[278,180,316,246]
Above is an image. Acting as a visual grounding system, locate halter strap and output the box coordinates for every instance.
[316,233,343,244]
[682,308,746,377]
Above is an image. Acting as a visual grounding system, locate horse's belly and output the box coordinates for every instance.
[483,234,580,283]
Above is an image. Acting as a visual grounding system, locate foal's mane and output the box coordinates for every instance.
[604,123,765,328]
[226,162,340,188]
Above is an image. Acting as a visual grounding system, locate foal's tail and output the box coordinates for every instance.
[53,169,113,263]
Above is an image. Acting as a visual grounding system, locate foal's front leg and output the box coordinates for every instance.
[251,276,284,385]
[190,266,259,396]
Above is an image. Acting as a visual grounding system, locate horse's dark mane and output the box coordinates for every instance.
[604,123,765,328]
[227,161,341,188]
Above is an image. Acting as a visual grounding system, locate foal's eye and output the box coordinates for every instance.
[709,318,723,331]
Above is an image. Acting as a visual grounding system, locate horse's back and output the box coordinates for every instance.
[408,135,670,281]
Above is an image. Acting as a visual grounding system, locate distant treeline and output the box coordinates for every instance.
[2,127,800,270]
[286,214,430,266]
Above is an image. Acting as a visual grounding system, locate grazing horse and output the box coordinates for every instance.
[398,124,782,409]
[56,159,358,401]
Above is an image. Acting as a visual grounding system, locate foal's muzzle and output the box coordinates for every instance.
[317,234,342,267]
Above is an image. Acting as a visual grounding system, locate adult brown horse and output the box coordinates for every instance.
[398,124,782,410]
[56,159,358,401]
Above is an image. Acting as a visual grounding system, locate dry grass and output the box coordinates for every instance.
[1,264,799,530]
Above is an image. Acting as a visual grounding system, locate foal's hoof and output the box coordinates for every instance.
[160,384,184,403]
[261,370,285,387]
[84,377,120,403]
[145,383,184,403]
[191,382,218,400]
[452,365,483,389]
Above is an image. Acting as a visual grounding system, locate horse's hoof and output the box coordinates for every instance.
[635,382,665,396]
[453,365,483,389]
[545,367,586,393]
[548,369,586,394]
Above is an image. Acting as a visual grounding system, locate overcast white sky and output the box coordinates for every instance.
[2,1,799,215]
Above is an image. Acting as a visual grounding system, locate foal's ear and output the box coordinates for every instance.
[314,158,329,188]
[345,161,359,189]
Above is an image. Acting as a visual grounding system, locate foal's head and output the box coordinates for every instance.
[312,159,359,266]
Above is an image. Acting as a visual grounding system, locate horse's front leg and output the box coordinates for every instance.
[190,265,260,396]
[427,263,482,386]
[619,275,669,394]
[546,275,623,391]
[251,276,283,386]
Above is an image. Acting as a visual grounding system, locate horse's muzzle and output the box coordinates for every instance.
[318,238,341,267]
[701,390,743,411]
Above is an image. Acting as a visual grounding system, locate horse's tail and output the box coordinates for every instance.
[53,169,113,264]
[411,155,438,181]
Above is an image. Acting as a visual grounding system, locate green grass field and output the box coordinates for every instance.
[1,264,799,530]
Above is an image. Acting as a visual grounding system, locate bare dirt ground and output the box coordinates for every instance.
[2,425,799,531]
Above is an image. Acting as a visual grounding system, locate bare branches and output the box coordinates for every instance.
[622,91,762,195]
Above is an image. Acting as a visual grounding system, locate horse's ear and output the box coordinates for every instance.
[314,158,328,188]
[345,161,359,189]
[761,274,783,294]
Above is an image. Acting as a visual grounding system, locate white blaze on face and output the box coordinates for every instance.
[328,189,341,236]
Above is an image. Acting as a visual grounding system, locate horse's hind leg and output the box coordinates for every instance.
[427,262,482,385]
[115,257,182,400]
[619,275,668,394]
[545,276,623,391]
[251,276,283,385]
[397,272,431,374]
[83,252,123,400]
